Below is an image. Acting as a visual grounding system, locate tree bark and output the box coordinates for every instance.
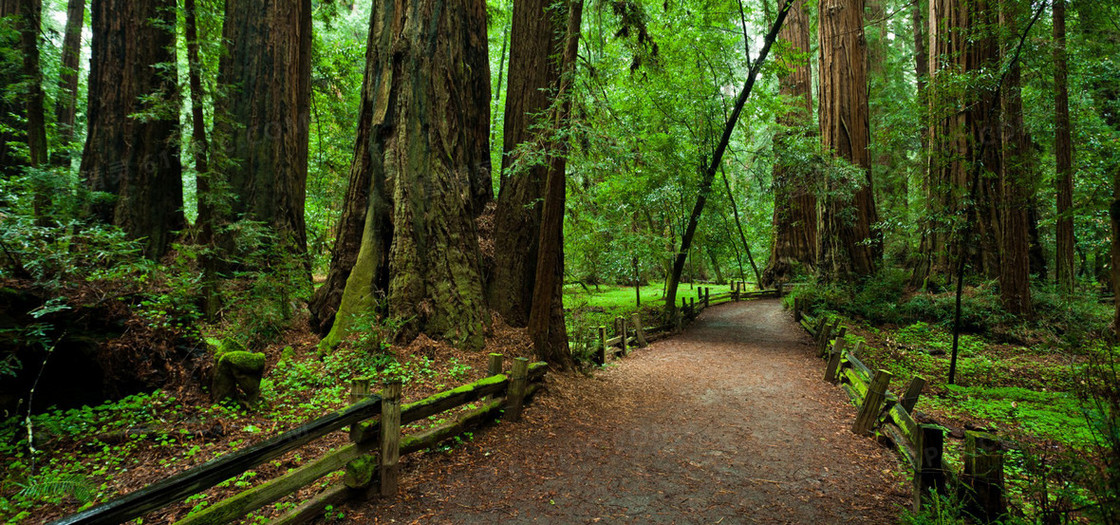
[998,0,1032,317]
[52,0,83,167]
[488,0,571,327]
[211,0,311,263]
[762,0,816,286]
[323,0,492,351]
[817,0,880,279]
[664,0,795,317]
[527,0,582,369]
[1053,0,1075,293]
[81,0,183,258]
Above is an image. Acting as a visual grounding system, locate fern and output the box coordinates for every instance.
[17,472,94,504]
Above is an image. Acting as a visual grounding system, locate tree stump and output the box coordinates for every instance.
[212,351,266,405]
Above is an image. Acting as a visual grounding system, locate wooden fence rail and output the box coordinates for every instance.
[48,358,549,525]
[799,313,1006,520]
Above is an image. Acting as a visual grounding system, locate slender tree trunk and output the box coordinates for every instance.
[1053,0,1075,293]
[488,0,571,327]
[211,0,311,265]
[762,0,816,286]
[998,0,1032,316]
[664,0,794,317]
[817,0,879,279]
[52,0,83,167]
[10,0,48,220]
[721,168,762,285]
[323,0,492,351]
[527,0,582,368]
[81,0,183,258]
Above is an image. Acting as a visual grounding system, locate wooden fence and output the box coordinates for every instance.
[797,310,1007,520]
[48,356,548,525]
[593,281,782,365]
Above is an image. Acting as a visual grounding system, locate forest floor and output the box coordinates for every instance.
[341,299,910,524]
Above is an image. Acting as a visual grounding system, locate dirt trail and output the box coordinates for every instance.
[346,299,909,524]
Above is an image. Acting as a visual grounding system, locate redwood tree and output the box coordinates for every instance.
[81,0,183,258]
[817,0,879,279]
[322,0,492,351]
[762,0,816,286]
[527,0,582,368]
[998,0,1032,316]
[488,0,573,327]
[52,0,83,166]
[210,0,311,263]
[1054,0,1075,293]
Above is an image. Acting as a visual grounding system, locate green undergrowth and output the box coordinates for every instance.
[0,332,489,523]
[796,277,1119,522]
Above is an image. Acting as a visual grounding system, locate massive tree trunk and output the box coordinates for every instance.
[527,0,582,368]
[211,0,311,263]
[916,0,1002,286]
[762,0,816,286]
[968,0,1003,280]
[817,0,879,279]
[52,0,83,166]
[487,0,571,327]
[998,0,1032,316]
[81,0,183,258]
[1053,0,1075,293]
[323,0,491,351]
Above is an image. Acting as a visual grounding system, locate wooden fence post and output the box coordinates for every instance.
[615,316,628,356]
[689,297,695,313]
[506,358,530,422]
[674,309,683,333]
[486,354,504,400]
[379,381,402,497]
[794,298,802,321]
[817,320,835,357]
[631,313,648,347]
[913,424,946,512]
[964,431,1006,522]
[733,281,740,301]
[852,369,893,435]
[349,377,372,442]
[596,326,607,365]
[834,326,847,340]
[349,377,371,404]
[825,337,846,383]
[900,377,926,413]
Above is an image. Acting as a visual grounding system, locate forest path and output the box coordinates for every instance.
[346,299,909,524]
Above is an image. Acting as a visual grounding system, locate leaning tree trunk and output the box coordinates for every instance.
[81,0,183,258]
[664,0,795,317]
[211,0,311,265]
[323,0,492,351]
[487,0,571,327]
[998,0,1032,316]
[817,0,879,279]
[52,0,83,167]
[762,0,816,286]
[1053,0,1075,293]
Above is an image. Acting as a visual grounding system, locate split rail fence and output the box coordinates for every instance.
[48,355,548,525]
[794,302,1007,520]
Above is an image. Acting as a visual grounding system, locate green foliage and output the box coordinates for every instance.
[16,471,93,506]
